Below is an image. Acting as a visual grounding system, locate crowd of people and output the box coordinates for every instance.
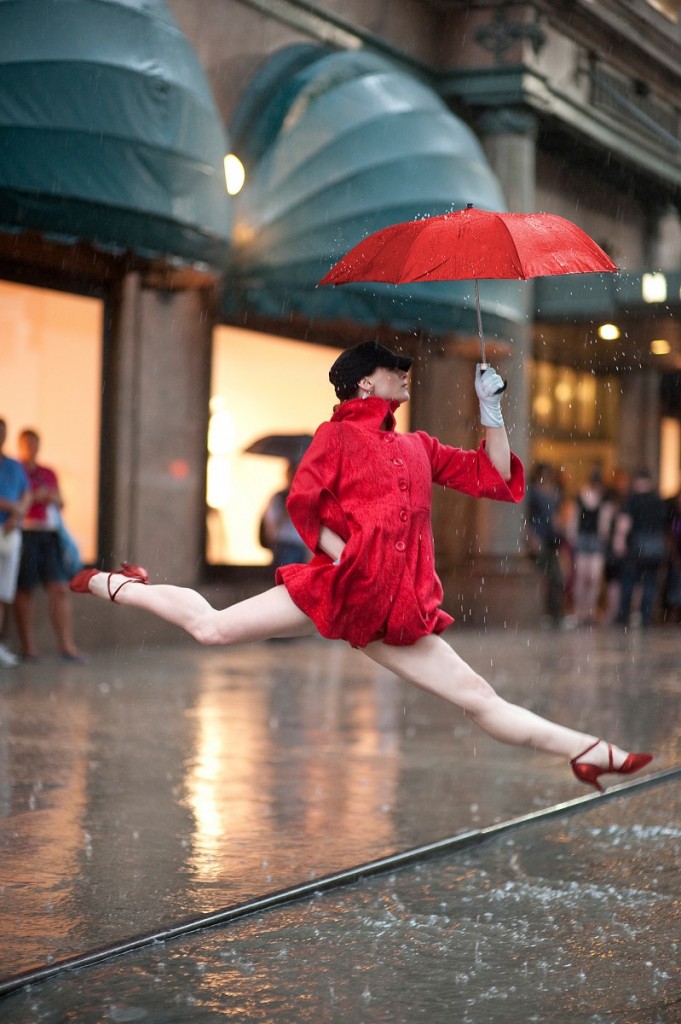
[527,461,681,628]
[0,419,84,667]
[3,406,680,671]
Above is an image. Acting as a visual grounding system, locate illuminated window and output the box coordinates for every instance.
[530,360,618,441]
[642,272,667,303]
[208,328,409,566]
[0,280,102,562]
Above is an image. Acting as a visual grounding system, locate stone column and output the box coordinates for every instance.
[454,107,540,624]
[106,272,214,584]
[617,369,660,474]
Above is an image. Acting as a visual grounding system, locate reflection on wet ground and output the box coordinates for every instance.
[3,788,678,1023]
[0,627,679,1019]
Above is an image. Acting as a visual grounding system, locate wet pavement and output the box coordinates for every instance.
[0,625,679,1021]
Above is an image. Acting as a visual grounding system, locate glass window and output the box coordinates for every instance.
[530,360,619,442]
[0,280,102,562]
[208,327,409,566]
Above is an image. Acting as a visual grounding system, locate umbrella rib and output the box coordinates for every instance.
[408,257,452,282]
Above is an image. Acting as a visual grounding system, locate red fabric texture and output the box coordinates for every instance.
[277,397,524,648]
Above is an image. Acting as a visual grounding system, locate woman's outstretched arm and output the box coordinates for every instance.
[484,424,511,481]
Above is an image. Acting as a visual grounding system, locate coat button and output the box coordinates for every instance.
[383,434,394,443]
[395,540,406,552]
[392,457,404,466]
[398,479,408,491]
[399,509,408,522]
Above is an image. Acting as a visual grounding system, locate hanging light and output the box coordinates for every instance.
[224,154,245,195]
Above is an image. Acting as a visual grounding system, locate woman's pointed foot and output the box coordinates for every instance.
[120,561,149,584]
[570,739,653,793]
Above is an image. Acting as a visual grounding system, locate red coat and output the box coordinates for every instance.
[277,397,524,647]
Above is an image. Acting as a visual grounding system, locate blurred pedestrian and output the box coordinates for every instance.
[260,462,310,570]
[527,463,565,626]
[0,418,30,667]
[566,468,613,625]
[664,490,681,622]
[614,468,667,627]
[69,343,652,792]
[14,429,85,662]
[601,467,629,625]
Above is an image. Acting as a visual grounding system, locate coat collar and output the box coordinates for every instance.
[331,397,400,431]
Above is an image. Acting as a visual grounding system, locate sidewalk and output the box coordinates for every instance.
[0,626,678,1020]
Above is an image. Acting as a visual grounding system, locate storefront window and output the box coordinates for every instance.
[0,280,102,562]
[208,328,409,566]
[530,359,620,485]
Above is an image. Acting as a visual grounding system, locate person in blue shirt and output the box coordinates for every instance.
[0,418,30,667]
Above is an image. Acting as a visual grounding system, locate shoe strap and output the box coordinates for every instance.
[571,738,601,766]
[107,575,143,603]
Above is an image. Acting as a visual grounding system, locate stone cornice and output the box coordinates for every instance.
[441,65,681,194]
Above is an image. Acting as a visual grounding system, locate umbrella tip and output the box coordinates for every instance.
[466,202,474,209]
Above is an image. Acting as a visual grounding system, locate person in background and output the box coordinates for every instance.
[0,418,30,667]
[614,467,667,628]
[260,462,310,570]
[663,490,681,622]
[601,468,630,626]
[14,429,85,662]
[566,468,613,626]
[527,462,565,627]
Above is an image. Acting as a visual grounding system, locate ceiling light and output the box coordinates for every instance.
[597,323,620,341]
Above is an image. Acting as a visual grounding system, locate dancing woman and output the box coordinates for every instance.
[71,341,651,792]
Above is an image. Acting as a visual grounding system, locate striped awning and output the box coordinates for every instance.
[0,0,231,270]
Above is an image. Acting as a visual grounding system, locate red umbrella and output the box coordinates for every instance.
[319,205,618,363]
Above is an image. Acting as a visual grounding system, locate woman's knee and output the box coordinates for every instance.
[189,613,232,647]
[460,670,499,713]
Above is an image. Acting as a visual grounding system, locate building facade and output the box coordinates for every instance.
[1,0,680,644]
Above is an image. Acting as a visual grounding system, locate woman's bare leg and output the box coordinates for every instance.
[85,572,316,645]
[363,633,629,767]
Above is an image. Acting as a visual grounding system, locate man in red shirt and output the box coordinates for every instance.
[15,429,84,662]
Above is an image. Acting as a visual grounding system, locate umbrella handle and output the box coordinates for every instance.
[475,281,506,395]
[478,364,508,396]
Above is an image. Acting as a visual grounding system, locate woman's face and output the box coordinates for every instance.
[360,366,410,403]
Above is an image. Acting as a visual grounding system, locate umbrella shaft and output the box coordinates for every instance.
[474,280,485,364]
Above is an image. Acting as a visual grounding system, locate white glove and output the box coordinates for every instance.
[475,364,507,428]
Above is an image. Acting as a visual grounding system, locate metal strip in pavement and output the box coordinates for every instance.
[1,765,678,1000]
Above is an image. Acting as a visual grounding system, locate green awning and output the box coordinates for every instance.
[0,0,230,269]
[225,46,524,339]
[535,271,681,319]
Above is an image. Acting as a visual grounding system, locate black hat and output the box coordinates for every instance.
[329,341,413,400]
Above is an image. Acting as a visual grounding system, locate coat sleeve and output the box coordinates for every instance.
[416,432,525,503]
[285,423,349,552]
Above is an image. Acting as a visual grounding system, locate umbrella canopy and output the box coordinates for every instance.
[245,434,314,462]
[319,206,618,361]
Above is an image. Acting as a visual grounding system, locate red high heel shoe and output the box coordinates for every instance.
[69,562,149,602]
[570,740,653,793]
